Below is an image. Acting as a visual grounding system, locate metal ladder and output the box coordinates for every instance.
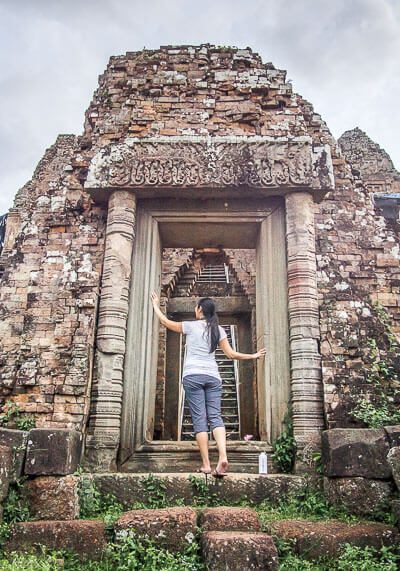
[195,264,230,284]
[179,324,240,441]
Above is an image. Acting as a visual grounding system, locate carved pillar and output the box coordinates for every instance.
[85,190,136,471]
[285,192,324,451]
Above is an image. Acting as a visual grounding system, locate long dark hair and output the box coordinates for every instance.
[197,298,220,353]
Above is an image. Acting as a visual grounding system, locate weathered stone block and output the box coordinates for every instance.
[0,428,29,480]
[387,446,400,490]
[6,520,107,559]
[23,475,79,520]
[200,507,261,532]
[208,473,307,504]
[384,425,400,447]
[269,519,398,559]
[115,507,197,552]
[324,476,393,516]
[0,445,12,501]
[202,531,279,570]
[25,429,82,475]
[321,428,391,478]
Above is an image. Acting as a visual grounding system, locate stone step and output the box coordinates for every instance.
[84,473,306,507]
[200,506,261,532]
[268,519,399,560]
[202,531,278,570]
[7,509,398,568]
[115,506,197,552]
[5,520,107,560]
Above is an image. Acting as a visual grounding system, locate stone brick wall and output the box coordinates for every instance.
[0,136,106,428]
[83,45,300,147]
[0,45,399,434]
[316,129,400,427]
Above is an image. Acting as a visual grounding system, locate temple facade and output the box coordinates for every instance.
[0,45,399,472]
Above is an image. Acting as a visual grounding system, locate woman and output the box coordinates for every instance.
[151,292,266,476]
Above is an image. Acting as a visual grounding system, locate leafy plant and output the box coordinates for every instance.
[0,478,31,552]
[78,476,123,533]
[351,398,400,428]
[138,474,168,509]
[0,551,63,571]
[188,475,219,507]
[336,543,400,571]
[0,533,205,570]
[2,479,30,525]
[272,412,297,473]
[0,401,36,431]
[311,452,324,475]
[349,307,400,429]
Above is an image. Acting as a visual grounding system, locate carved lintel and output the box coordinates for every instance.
[85,136,334,193]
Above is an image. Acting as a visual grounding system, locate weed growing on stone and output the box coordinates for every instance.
[2,478,30,525]
[138,474,168,509]
[0,478,31,554]
[256,485,359,526]
[188,475,220,506]
[350,304,400,428]
[351,398,400,428]
[0,401,36,431]
[271,411,296,473]
[78,476,123,532]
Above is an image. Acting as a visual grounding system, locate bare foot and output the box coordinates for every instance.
[198,466,212,475]
[213,459,229,477]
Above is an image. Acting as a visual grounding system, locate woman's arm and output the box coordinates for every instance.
[219,337,266,360]
[151,291,182,333]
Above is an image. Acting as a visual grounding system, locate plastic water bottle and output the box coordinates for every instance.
[259,452,268,475]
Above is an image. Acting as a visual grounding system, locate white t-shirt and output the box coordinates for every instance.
[182,320,227,381]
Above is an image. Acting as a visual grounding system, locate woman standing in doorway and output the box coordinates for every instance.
[151,292,266,477]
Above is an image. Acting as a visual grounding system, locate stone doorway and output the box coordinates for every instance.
[84,136,331,472]
[117,197,291,472]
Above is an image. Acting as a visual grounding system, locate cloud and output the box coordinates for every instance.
[0,0,399,212]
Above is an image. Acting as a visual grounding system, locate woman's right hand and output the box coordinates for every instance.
[150,291,160,307]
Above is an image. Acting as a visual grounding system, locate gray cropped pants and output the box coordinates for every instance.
[182,374,225,434]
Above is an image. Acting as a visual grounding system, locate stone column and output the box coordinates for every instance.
[85,191,136,471]
[285,192,325,452]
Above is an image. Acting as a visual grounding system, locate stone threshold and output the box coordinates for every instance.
[119,441,276,473]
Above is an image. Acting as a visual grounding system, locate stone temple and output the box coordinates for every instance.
[0,45,399,475]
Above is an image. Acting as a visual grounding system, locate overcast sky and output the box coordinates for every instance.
[0,0,399,213]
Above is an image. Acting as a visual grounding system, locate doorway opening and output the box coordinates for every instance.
[154,248,256,442]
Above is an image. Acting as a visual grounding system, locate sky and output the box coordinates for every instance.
[0,0,399,213]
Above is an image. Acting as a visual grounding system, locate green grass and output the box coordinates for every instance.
[0,532,204,571]
[1,542,398,571]
[277,543,400,571]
